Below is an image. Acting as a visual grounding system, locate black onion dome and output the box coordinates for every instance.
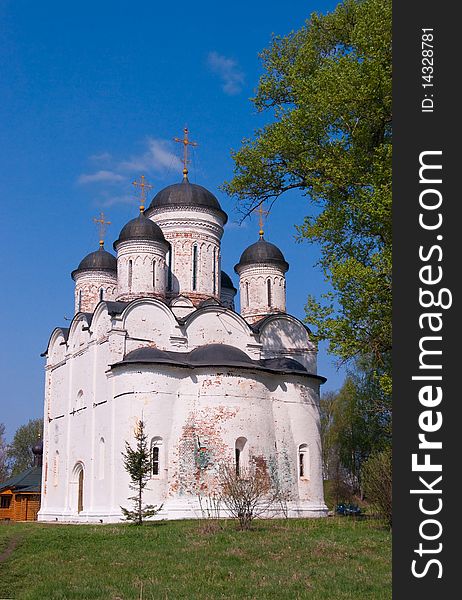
[114,213,167,248]
[71,247,117,280]
[221,270,236,291]
[146,178,228,224]
[234,237,289,273]
[188,343,252,366]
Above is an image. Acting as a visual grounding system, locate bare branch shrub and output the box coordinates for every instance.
[197,491,223,533]
[217,459,278,530]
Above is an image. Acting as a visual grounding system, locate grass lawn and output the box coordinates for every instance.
[0,517,391,600]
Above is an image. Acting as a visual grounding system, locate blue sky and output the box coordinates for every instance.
[0,0,344,441]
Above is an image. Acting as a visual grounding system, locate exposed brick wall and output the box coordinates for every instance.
[149,207,225,303]
[115,239,168,302]
[74,271,117,314]
[236,264,287,323]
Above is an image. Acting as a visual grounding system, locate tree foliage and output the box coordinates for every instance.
[362,447,392,527]
[121,419,162,525]
[223,0,392,389]
[0,423,10,483]
[320,368,391,500]
[7,418,43,476]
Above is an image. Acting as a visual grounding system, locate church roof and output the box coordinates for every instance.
[146,178,228,224]
[113,343,325,381]
[234,237,289,272]
[71,247,117,280]
[221,270,237,291]
[0,466,42,494]
[188,343,252,366]
[114,212,168,248]
[105,301,129,316]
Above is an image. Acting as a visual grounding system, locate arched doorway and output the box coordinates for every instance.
[71,462,85,514]
[78,469,84,513]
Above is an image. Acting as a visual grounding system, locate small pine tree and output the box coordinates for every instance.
[121,418,162,525]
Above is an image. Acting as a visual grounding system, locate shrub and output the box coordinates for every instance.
[362,447,392,527]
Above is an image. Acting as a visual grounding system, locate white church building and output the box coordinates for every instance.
[38,162,327,522]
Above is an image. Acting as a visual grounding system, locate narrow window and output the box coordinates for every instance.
[151,437,163,476]
[267,279,272,307]
[128,260,133,288]
[192,244,198,290]
[235,437,247,476]
[152,260,156,290]
[166,250,172,291]
[76,390,84,411]
[235,448,241,476]
[213,248,217,295]
[152,447,159,475]
[53,451,59,486]
[78,290,82,312]
[245,281,249,307]
[99,288,104,302]
[99,438,105,480]
[299,444,309,479]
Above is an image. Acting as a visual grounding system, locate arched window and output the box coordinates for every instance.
[151,437,163,476]
[99,288,104,302]
[166,250,172,291]
[76,389,84,411]
[152,260,156,290]
[192,244,198,290]
[299,444,309,479]
[267,279,272,307]
[245,281,249,307]
[213,247,217,295]
[235,437,247,476]
[99,438,105,480]
[53,451,59,487]
[128,260,133,288]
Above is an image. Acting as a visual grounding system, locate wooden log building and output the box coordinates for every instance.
[0,441,42,521]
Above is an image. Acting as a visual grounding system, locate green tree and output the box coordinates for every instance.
[321,371,390,500]
[0,423,10,482]
[7,418,43,476]
[362,447,392,527]
[121,419,162,525]
[223,0,392,391]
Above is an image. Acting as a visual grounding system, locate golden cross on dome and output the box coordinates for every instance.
[132,174,153,212]
[173,127,198,179]
[93,212,111,247]
[257,202,269,239]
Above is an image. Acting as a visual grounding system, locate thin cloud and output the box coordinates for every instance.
[89,152,112,162]
[99,193,134,208]
[226,218,249,230]
[78,170,126,185]
[78,137,183,189]
[118,137,183,174]
[207,51,244,95]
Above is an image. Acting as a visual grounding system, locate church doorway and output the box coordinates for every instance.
[71,462,85,514]
[78,469,84,513]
